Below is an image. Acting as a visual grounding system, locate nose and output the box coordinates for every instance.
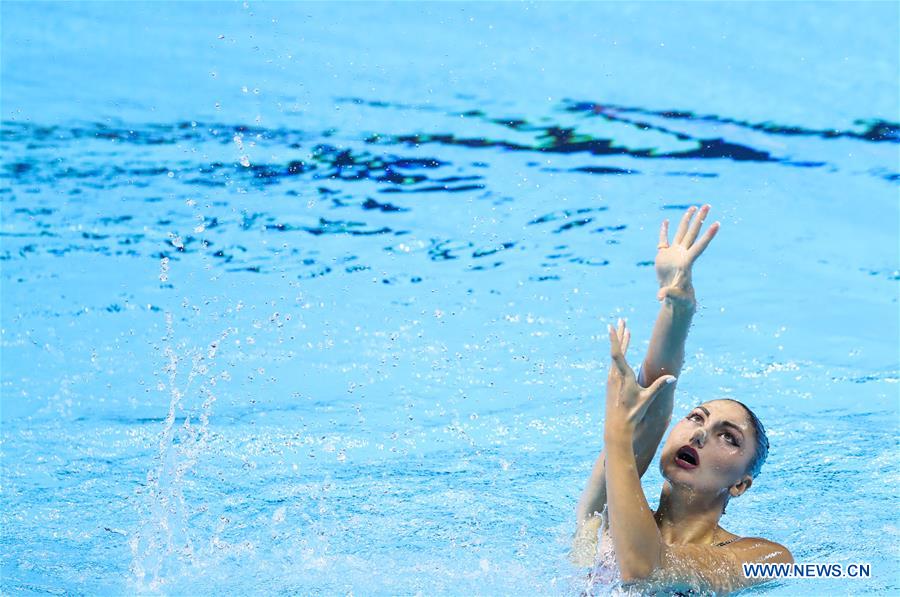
[690,426,707,448]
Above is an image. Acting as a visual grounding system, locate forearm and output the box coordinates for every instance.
[640,294,696,385]
[573,433,657,566]
[576,450,608,523]
[638,201,716,428]
[604,432,663,580]
[572,450,609,565]
[626,296,697,472]
[577,297,695,527]
[576,423,663,524]
[635,295,696,439]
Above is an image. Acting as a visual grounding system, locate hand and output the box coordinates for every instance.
[605,319,677,438]
[655,205,720,305]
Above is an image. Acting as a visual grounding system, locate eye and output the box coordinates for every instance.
[721,432,738,446]
[687,412,703,423]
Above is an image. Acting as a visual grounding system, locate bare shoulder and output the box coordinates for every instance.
[654,537,794,593]
[727,537,794,564]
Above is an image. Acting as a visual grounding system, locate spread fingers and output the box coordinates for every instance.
[682,204,710,247]
[673,206,697,244]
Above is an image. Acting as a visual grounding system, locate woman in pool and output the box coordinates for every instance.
[572,205,793,593]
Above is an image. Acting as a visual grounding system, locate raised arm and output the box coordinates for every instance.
[572,206,719,565]
[633,205,719,470]
[603,320,676,579]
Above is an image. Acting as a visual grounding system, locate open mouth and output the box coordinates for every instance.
[675,445,700,469]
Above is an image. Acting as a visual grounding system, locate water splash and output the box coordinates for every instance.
[129,260,235,591]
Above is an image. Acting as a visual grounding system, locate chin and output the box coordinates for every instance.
[661,462,700,486]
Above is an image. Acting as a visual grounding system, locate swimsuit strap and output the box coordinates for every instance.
[714,536,743,547]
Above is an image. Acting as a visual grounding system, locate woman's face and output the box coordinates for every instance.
[659,399,756,497]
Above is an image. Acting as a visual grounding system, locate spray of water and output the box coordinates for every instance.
[129,256,234,592]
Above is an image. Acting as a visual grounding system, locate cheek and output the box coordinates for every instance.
[706,445,748,476]
[667,421,691,442]
[661,426,688,455]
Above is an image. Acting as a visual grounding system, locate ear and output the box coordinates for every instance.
[729,475,753,498]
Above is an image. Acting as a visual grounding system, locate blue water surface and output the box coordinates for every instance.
[2,2,898,595]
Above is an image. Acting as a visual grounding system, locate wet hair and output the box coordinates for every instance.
[719,399,769,515]
[722,399,769,478]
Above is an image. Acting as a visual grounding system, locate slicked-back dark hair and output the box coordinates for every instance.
[723,399,769,478]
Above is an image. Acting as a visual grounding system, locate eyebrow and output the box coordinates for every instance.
[719,420,746,439]
[693,406,746,439]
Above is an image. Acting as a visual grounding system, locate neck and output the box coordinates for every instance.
[654,482,727,545]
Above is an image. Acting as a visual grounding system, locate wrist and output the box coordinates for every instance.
[672,294,697,313]
[661,286,697,312]
[604,422,637,447]
[660,279,694,295]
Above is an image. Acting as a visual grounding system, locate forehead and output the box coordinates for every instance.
[697,400,752,429]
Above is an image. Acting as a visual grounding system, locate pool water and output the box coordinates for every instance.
[2,2,898,595]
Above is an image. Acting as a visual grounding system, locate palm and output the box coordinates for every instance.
[655,244,692,288]
[606,319,677,428]
[654,205,719,296]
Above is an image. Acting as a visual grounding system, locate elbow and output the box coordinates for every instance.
[618,547,663,583]
[619,562,658,583]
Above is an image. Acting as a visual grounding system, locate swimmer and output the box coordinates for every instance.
[571,205,793,594]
